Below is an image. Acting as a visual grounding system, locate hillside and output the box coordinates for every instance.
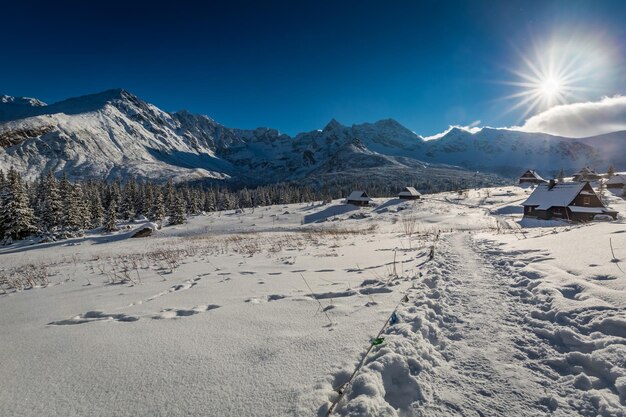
[1,89,625,187]
[2,186,625,416]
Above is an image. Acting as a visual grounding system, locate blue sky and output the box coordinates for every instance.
[2,0,626,136]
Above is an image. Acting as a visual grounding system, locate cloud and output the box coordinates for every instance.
[516,96,626,138]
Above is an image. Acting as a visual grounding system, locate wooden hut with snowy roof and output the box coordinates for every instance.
[572,167,602,182]
[398,187,421,200]
[518,169,547,185]
[606,174,626,189]
[522,181,617,222]
[345,191,372,206]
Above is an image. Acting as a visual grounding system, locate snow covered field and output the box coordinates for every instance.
[1,186,625,416]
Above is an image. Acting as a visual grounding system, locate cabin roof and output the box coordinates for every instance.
[575,166,599,175]
[398,187,421,196]
[520,170,545,181]
[346,191,372,201]
[568,206,613,214]
[523,182,587,209]
[606,175,626,185]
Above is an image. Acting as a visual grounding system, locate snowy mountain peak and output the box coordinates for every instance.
[0,95,47,107]
[323,118,344,132]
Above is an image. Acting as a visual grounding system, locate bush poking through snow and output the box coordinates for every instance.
[0,263,49,292]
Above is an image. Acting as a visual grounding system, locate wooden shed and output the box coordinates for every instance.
[572,167,602,182]
[398,187,421,200]
[518,169,547,185]
[606,174,626,189]
[345,191,372,206]
[522,181,617,222]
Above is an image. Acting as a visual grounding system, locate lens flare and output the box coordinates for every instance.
[498,31,614,122]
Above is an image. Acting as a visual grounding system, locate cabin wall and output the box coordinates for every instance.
[347,200,369,207]
[570,192,603,207]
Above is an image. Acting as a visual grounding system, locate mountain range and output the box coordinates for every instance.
[1,89,624,189]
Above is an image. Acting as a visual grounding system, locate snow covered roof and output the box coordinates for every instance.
[606,175,626,185]
[520,169,545,181]
[346,191,372,201]
[523,182,586,209]
[398,187,421,197]
[575,166,598,175]
[567,206,612,214]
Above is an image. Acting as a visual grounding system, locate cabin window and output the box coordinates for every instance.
[583,196,590,205]
[553,208,561,214]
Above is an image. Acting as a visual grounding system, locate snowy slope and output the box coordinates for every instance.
[1,89,625,185]
[2,186,625,416]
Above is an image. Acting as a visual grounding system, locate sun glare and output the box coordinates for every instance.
[540,77,561,97]
[500,32,612,121]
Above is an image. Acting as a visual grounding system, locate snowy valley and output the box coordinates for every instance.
[2,185,626,416]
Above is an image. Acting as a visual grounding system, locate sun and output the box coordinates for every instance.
[540,77,561,98]
[498,32,610,121]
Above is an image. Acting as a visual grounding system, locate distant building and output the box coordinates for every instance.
[572,167,602,182]
[518,169,547,185]
[522,181,617,222]
[605,174,626,189]
[345,191,372,206]
[398,187,421,200]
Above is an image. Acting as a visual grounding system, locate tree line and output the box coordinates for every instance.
[0,166,492,244]
[0,168,338,244]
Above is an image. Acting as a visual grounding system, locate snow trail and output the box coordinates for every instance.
[333,233,566,416]
[413,233,552,416]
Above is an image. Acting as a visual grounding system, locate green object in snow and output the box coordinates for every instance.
[372,337,385,346]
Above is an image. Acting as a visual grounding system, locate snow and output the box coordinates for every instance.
[2,185,626,416]
[4,89,626,183]
[523,181,586,208]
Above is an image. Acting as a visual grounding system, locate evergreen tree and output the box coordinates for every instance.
[103,199,119,232]
[0,168,37,242]
[89,192,104,229]
[607,164,616,177]
[557,168,565,183]
[63,183,87,234]
[40,172,63,232]
[149,191,166,226]
[120,179,137,220]
[168,194,186,225]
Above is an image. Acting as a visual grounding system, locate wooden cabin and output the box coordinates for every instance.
[345,191,372,206]
[398,187,421,200]
[572,167,602,182]
[522,181,617,222]
[606,174,626,189]
[518,169,547,185]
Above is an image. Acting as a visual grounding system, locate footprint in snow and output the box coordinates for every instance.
[49,311,140,326]
[152,304,220,320]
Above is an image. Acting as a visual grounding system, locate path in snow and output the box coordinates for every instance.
[332,233,573,416]
[413,233,554,416]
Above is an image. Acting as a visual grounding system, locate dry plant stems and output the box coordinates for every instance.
[300,273,333,326]
[0,263,49,292]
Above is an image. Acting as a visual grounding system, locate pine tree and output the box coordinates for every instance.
[0,168,37,242]
[149,191,166,226]
[89,192,104,229]
[40,172,63,232]
[607,164,616,178]
[104,199,119,232]
[63,183,87,234]
[120,180,137,221]
[168,194,186,225]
